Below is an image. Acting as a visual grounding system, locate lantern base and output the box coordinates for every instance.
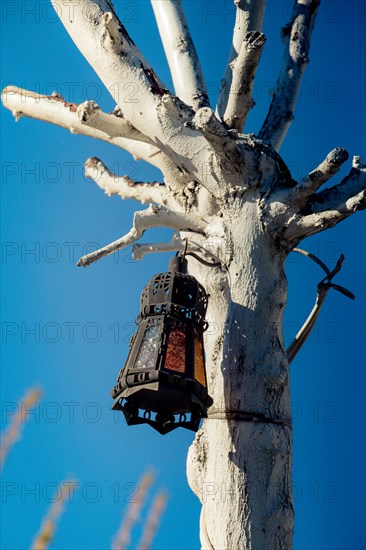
[113,397,204,434]
[111,369,213,434]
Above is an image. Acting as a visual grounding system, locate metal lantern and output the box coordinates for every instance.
[110,255,213,434]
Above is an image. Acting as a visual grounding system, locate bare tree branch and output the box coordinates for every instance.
[50,1,192,144]
[85,157,172,206]
[265,157,366,242]
[217,0,266,122]
[0,86,228,200]
[1,86,165,169]
[222,31,266,131]
[151,0,209,110]
[287,252,355,364]
[132,238,182,260]
[297,147,349,194]
[76,100,152,143]
[258,0,320,151]
[132,234,223,266]
[285,147,349,206]
[49,0,239,197]
[307,156,366,213]
[284,160,366,241]
[288,190,365,240]
[77,205,209,267]
[1,86,146,141]
[287,283,329,364]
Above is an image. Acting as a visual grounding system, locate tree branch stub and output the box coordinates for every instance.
[84,157,173,207]
[77,205,209,267]
[258,0,320,151]
[217,0,266,121]
[223,31,266,132]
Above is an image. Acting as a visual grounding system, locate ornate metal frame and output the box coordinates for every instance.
[111,256,213,434]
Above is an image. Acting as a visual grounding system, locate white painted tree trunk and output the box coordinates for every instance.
[2,1,365,549]
[186,195,293,548]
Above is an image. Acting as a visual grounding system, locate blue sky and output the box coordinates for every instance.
[1,1,365,549]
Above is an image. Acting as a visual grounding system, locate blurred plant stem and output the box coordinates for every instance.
[137,491,168,550]
[0,387,42,470]
[112,471,154,550]
[31,479,78,550]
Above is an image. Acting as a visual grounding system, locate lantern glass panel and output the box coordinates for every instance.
[134,322,161,370]
[164,328,186,373]
[194,330,206,387]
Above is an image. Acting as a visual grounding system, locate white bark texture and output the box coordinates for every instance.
[258,0,320,150]
[151,0,209,109]
[2,0,365,548]
[217,0,266,127]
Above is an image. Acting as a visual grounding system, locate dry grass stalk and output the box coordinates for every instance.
[31,479,78,550]
[112,471,154,550]
[137,491,168,550]
[0,387,42,469]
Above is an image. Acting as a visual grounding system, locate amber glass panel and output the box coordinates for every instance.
[194,332,206,387]
[164,328,186,373]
